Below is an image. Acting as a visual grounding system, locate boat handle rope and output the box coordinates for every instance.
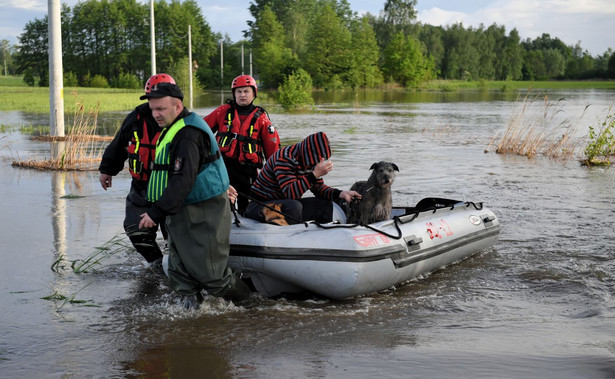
[233,191,406,240]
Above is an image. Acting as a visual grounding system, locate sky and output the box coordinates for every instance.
[1,0,614,56]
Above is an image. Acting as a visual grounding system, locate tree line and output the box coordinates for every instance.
[7,0,615,91]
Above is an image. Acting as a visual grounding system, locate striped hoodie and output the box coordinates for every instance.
[250,132,341,201]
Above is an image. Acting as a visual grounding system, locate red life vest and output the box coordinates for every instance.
[126,114,161,181]
[216,105,266,167]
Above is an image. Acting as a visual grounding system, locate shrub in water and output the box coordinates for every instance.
[584,111,615,165]
[278,69,314,111]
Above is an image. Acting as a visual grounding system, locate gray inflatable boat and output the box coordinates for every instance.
[228,198,500,300]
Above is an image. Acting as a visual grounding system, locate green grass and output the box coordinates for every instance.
[0,75,29,87]
[0,86,143,113]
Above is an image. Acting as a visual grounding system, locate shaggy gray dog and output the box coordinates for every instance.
[346,161,399,225]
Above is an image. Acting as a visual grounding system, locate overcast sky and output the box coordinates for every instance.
[1,0,613,56]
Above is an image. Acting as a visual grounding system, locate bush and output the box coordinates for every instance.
[23,71,35,86]
[584,111,615,165]
[277,69,314,111]
[110,73,141,89]
[89,75,110,88]
[64,72,78,87]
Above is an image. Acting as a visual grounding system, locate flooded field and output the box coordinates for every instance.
[1,89,615,378]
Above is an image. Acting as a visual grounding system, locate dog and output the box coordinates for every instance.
[262,203,289,226]
[346,161,399,225]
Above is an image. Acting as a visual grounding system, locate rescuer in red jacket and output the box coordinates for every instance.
[203,75,280,213]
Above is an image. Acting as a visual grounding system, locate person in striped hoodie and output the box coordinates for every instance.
[245,132,361,224]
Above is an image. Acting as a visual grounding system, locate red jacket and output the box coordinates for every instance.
[204,103,280,168]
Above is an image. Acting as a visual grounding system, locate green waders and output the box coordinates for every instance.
[166,192,232,296]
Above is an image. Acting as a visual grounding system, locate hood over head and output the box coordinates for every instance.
[297,132,331,168]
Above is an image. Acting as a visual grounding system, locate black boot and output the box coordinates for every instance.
[180,291,204,310]
[219,275,252,304]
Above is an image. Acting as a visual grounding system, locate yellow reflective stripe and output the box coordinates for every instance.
[133,131,140,152]
[248,125,254,153]
[132,131,141,173]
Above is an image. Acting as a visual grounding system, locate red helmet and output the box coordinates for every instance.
[231,75,257,97]
[144,73,176,94]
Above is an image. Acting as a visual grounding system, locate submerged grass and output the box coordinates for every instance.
[41,283,100,310]
[486,92,584,160]
[51,231,134,274]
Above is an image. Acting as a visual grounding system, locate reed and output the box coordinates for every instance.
[486,92,583,160]
[11,93,110,171]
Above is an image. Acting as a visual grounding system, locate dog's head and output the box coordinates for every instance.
[262,203,289,226]
[369,161,399,188]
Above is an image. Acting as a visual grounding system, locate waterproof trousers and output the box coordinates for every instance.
[124,184,166,263]
[165,192,233,296]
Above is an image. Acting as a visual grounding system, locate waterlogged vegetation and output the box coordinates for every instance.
[44,232,137,310]
[487,94,582,159]
[485,93,615,165]
[41,283,99,310]
[51,232,134,274]
[583,111,615,165]
[10,97,110,170]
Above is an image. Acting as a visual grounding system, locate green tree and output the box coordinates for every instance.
[383,32,434,87]
[442,23,479,80]
[16,17,49,81]
[154,0,216,77]
[303,3,353,88]
[0,40,17,75]
[500,28,523,80]
[384,0,417,34]
[252,5,296,89]
[348,17,383,88]
[418,24,445,77]
[607,53,615,79]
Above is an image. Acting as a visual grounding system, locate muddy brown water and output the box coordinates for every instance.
[1,89,615,378]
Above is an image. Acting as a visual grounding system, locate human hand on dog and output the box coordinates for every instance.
[313,158,333,178]
[339,190,361,203]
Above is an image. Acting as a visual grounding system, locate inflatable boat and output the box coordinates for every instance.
[227,198,500,300]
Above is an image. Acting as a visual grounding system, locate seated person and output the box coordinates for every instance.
[245,132,360,224]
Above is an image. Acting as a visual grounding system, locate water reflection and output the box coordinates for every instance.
[51,170,67,258]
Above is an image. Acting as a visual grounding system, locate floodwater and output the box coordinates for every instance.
[2,89,615,378]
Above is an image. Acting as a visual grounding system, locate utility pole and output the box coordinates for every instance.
[48,0,64,137]
[241,43,244,75]
[188,25,193,109]
[220,41,224,89]
[150,0,156,75]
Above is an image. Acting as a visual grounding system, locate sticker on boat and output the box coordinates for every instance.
[353,233,391,247]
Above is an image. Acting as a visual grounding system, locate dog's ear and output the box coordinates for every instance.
[369,162,378,170]
[391,163,399,172]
